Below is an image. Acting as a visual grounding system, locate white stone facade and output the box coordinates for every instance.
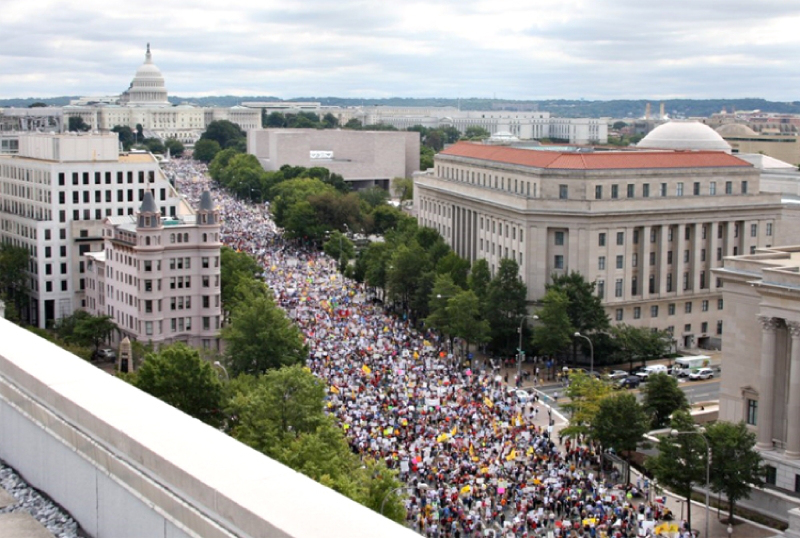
[415,142,785,350]
[0,132,189,328]
[83,190,222,350]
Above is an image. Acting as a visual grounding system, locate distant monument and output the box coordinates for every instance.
[118,337,133,373]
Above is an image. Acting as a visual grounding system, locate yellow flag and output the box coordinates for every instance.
[484,398,494,408]
[362,364,372,375]
[460,485,471,495]
[451,426,457,437]
[330,385,340,394]
[506,449,517,461]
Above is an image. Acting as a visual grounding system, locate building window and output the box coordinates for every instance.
[616,232,624,246]
[598,233,606,247]
[616,255,624,269]
[767,222,773,236]
[615,279,623,298]
[684,323,692,332]
[667,273,673,292]
[633,307,641,319]
[739,398,757,427]
[632,253,638,267]
[685,301,692,314]
[683,272,689,290]
[627,184,635,198]
[649,275,655,294]
[595,185,602,199]
[615,308,623,321]
[555,231,564,245]
[693,182,700,195]
[676,182,684,196]
[597,280,605,298]
[700,271,706,289]
[598,256,606,270]
[668,303,675,315]
[667,251,673,264]
[718,298,724,310]
[765,466,776,486]
[559,184,568,199]
[660,183,667,197]
[631,276,637,295]
[742,181,748,194]
[651,305,659,318]
[611,184,619,199]
[725,181,732,194]
[554,255,564,269]
[702,299,709,312]
[751,223,757,237]
[717,320,723,335]
[642,183,650,198]
[710,181,716,195]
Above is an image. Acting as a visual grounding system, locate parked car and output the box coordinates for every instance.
[689,367,715,381]
[617,376,642,390]
[605,370,628,381]
[515,389,532,403]
[93,348,116,361]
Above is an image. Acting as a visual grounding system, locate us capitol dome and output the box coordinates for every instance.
[119,43,170,106]
[637,121,732,153]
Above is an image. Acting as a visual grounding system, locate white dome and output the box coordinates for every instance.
[638,121,731,153]
[119,44,169,106]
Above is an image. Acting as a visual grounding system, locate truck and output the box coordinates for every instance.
[673,355,712,377]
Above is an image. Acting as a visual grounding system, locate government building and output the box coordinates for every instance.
[414,122,795,351]
[83,190,222,351]
[0,131,191,328]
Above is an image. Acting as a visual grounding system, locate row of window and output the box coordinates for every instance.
[596,222,773,247]
[59,188,169,205]
[593,180,748,200]
[597,272,721,296]
[57,170,156,187]
[439,167,538,197]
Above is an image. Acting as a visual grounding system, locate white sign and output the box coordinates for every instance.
[310,151,334,159]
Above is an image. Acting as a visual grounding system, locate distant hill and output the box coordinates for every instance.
[3,96,799,119]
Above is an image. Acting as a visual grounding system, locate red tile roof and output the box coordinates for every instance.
[439,142,752,170]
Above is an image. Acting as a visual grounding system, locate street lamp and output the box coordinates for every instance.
[380,482,428,516]
[670,428,710,538]
[213,360,229,381]
[518,314,539,382]
[574,332,594,375]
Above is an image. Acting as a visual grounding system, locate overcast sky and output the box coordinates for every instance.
[2,0,799,101]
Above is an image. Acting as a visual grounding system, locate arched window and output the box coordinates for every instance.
[184,233,189,243]
[145,237,151,246]
[170,233,175,244]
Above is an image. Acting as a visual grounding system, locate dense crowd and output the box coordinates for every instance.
[164,159,689,538]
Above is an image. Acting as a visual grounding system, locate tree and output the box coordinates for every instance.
[0,243,30,321]
[464,126,490,139]
[610,324,671,370]
[164,138,185,157]
[392,177,414,201]
[447,290,490,362]
[485,258,528,355]
[193,138,221,163]
[706,421,764,523]
[343,118,362,130]
[612,121,628,130]
[142,137,165,154]
[201,119,246,149]
[647,411,707,531]
[386,243,428,314]
[265,112,286,127]
[435,251,469,289]
[321,112,339,129]
[221,281,308,376]
[532,289,574,357]
[467,259,491,309]
[53,311,117,355]
[357,186,389,209]
[547,272,609,362]
[220,246,262,312]
[133,343,224,427]
[561,371,613,438]
[641,372,688,429]
[420,146,435,170]
[425,274,461,344]
[592,392,649,482]
[111,125,135,150]
[68,116,90,132]
[323,231,355,271]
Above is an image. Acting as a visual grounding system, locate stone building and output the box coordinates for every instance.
[83,190,222,350]
[414,122,791,350]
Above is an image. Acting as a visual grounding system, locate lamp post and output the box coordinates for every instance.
[573,332,594,375]
[380,482,428,516]
[518,314,539,382]
[670,428,710,538]
[213,360,229,381]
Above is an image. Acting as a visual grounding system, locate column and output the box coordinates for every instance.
[757,315,780,450]
[642,225,651,296]
[659,225,669,295]
[623,227,634,301]
[676,224,686,296]
[787,322,800,458]
[692,223,703,291]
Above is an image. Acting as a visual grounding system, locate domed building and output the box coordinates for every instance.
[119,44,170,106]
[638,121,732,153]
[715,123,759,138]
[62,44,260,144]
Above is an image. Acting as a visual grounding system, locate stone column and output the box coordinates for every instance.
[757,315,780,450]
[659,225,669,295]
[787,322,800,458]
[676,224,686,296]
[642,225,651,296]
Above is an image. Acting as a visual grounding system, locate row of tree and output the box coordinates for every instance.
[562,371,762,528]
[0,243,30,323]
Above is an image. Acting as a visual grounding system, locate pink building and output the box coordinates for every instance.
[84,190,222,351]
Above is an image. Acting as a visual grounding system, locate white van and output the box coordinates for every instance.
[673,356,711,377]
[636,364,668,381]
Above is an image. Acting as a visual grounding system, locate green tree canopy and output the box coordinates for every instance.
[111,125,135,150]
[164,138,185,157]
[532,288,574,357]
[464,125,490,139]
[592,392,649,482]
[561,371,613,438]
[68,116,90,132]
[610,324,672,370]
[221,282,308,376]
[133,343,224,427]
[220,246,263,312]
[647,411,707,530]
[706,421,764,523]
[546,272,610,361]
[142,137,165,154]
[0,242,30,321]
[447,290,490,362]
[193,138,221,163]
[641,372,689,429]
[201,119,246,149]
[53,311,117,354]
[392,177,414,201]
[485,258,528,355]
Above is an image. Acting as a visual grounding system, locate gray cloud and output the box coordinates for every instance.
[1,0,799,100]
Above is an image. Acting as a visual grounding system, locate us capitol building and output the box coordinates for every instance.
[14,45,259,144]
